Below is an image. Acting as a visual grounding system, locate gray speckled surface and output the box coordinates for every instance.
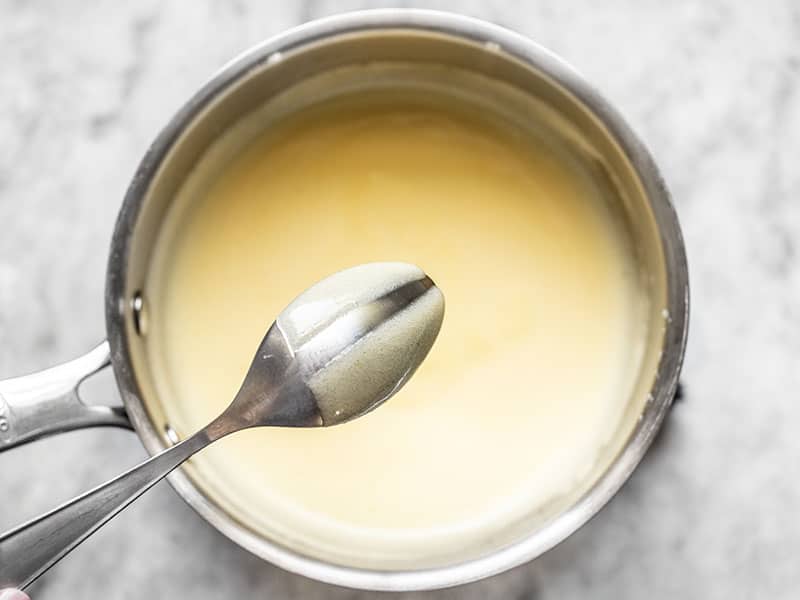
[1,1,798,598]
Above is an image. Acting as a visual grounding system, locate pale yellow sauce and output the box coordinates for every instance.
[146,97,644,565]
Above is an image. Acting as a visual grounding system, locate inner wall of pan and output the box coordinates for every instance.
[123,31,667,570]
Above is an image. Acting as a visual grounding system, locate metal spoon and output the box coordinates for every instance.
[0,262,444,590]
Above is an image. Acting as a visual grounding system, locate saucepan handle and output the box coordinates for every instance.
[0,341,132,452]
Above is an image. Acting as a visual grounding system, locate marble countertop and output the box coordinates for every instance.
[1,1,798,598]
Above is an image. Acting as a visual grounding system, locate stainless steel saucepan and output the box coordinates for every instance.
[0,10,688,591]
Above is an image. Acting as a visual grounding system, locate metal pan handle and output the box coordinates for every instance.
[0,341,132,452]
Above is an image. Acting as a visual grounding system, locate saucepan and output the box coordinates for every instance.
[0,9,688,591]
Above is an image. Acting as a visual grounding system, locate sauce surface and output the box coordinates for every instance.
[146,96,644,565]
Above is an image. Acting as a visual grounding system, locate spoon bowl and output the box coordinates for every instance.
[222,262,442,431]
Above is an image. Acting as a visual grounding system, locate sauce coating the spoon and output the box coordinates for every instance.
[277,262,444,425]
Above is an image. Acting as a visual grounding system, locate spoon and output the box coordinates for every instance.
[0,262,444,590]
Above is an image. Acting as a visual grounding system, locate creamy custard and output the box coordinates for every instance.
[146,94,645,566]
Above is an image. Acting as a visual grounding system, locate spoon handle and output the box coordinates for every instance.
[0,430,211,590]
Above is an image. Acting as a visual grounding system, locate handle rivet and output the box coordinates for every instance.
[131,291,146,336]
[164,424,180,445]
[0,418,9,432]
